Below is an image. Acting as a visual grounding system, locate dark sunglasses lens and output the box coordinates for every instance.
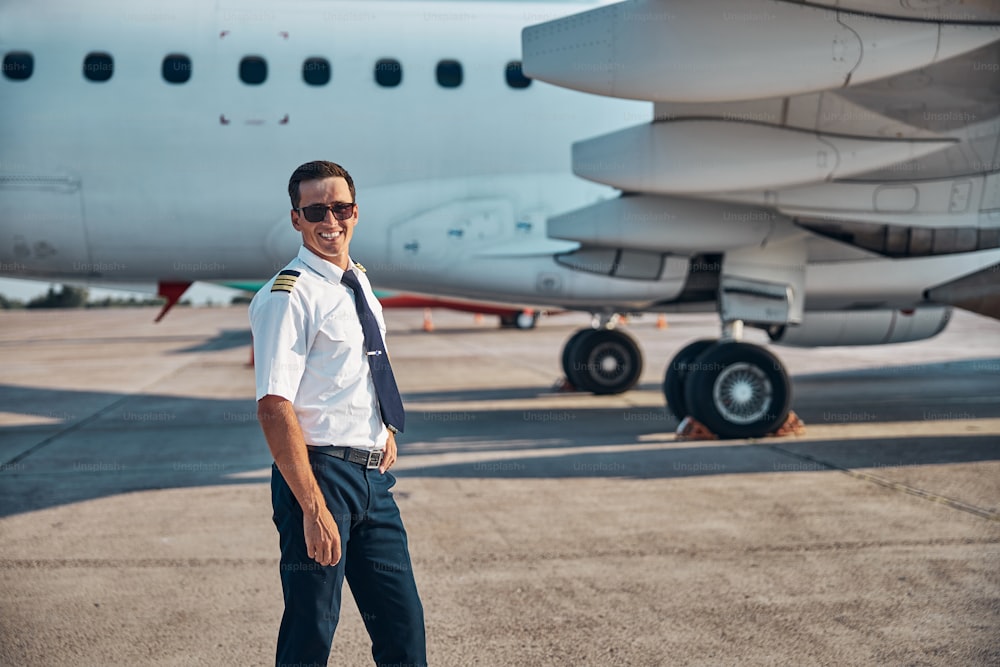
[332,204,354,220]
[302,205,328,222]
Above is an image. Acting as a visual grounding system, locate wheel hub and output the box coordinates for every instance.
[590,343,629,384]
[712,362,773,424]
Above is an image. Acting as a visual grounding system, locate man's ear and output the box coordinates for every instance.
[290,209,301,230]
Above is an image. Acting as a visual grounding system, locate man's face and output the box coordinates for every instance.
[291,176,357,269]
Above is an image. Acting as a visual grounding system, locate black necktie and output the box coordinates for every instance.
[341,270,405,433]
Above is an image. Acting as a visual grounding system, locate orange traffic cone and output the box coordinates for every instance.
[422,308,435,332]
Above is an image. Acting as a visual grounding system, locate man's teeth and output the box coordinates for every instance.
[319,232,341,239]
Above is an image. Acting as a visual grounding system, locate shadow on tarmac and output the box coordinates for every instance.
[0,357,997,517]
[396,434,1000,479]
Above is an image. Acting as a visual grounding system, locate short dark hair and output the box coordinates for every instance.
[288,160,356,209]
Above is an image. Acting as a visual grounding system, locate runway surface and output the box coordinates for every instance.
[1,306,998,666]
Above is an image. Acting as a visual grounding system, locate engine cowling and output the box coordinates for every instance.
[767,308,951,347]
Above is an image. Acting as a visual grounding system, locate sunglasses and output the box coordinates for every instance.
[296,202,356,222]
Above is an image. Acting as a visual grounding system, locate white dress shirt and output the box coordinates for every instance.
[249,246,389,450]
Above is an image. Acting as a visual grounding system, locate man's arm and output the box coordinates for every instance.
[258,394,341,567]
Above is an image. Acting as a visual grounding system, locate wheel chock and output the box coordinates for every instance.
[675,411,806,440]
[552,377,577,392]
[675,417,718,441]
[767,411,806,437]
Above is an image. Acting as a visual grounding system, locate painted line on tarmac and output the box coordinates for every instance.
[762,444,999,522]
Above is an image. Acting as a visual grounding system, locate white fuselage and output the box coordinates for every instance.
[1,0,997,314]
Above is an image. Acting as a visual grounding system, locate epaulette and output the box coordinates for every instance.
[354,262,367,273]
[271,269,301,293]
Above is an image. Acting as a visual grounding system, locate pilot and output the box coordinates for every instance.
[249,160,426,667]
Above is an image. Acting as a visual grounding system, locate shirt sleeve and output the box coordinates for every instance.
[249,289,310,402]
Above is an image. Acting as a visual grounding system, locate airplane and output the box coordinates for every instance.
[1,0,998,439]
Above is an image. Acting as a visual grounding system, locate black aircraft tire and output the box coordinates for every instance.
[561,329,596,389]
[571,329,643,395]
[515,311,539,329]
[502,311,539,329]
[663,338,718,420]
[684,342,791,439]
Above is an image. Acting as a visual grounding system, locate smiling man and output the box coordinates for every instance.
[249,161,426,667]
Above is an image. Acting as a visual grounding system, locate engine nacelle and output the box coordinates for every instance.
[522,0,1000,103]
[767,308,951,347]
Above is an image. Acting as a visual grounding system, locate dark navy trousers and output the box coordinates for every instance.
[271,453,426,667]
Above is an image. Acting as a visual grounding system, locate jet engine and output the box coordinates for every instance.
[767,308,951,347]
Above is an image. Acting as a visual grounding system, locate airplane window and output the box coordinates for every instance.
[162,54,191,84]
[505,60,531,89]
[2,51,33,81]
[375,58,402,87]
[240,56,267,85]
[303,57,330,86]
[436,59,462,88]
[2,51,32,80]
[83,52,113,82]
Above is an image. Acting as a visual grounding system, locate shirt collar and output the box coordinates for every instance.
[297,246,360,283]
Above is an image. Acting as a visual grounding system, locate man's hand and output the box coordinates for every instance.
[303,503,341,566]
[379,430,397,474]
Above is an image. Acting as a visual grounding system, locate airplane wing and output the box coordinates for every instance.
[522,0,1000,319]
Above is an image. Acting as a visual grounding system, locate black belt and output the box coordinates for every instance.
[307,445,383,469]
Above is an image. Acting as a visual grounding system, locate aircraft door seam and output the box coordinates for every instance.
[835,12,864,88]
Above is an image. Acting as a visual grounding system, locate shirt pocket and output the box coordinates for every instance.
[314,309,366,384]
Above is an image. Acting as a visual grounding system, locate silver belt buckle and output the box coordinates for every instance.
[366,450,383,469]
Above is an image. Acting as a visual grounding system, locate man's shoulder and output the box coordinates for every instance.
[249,258,312,314]
[267,256,318,293]
[269,267,304,295]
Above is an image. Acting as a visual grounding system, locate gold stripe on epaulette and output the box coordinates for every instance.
[270,268,300,293]
[354,261,367,273]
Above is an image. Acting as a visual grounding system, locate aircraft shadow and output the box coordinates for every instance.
[170,327,252,353]
[396,434,1000,480]
[0,354,997,517]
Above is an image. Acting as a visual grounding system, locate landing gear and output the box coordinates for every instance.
[662,338,716,420]
[499,309,539,329]
[560,315,793,438]
[664,339,791,439]
[560,327,643,395]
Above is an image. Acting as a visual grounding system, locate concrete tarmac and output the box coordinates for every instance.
[0,306,998,666]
